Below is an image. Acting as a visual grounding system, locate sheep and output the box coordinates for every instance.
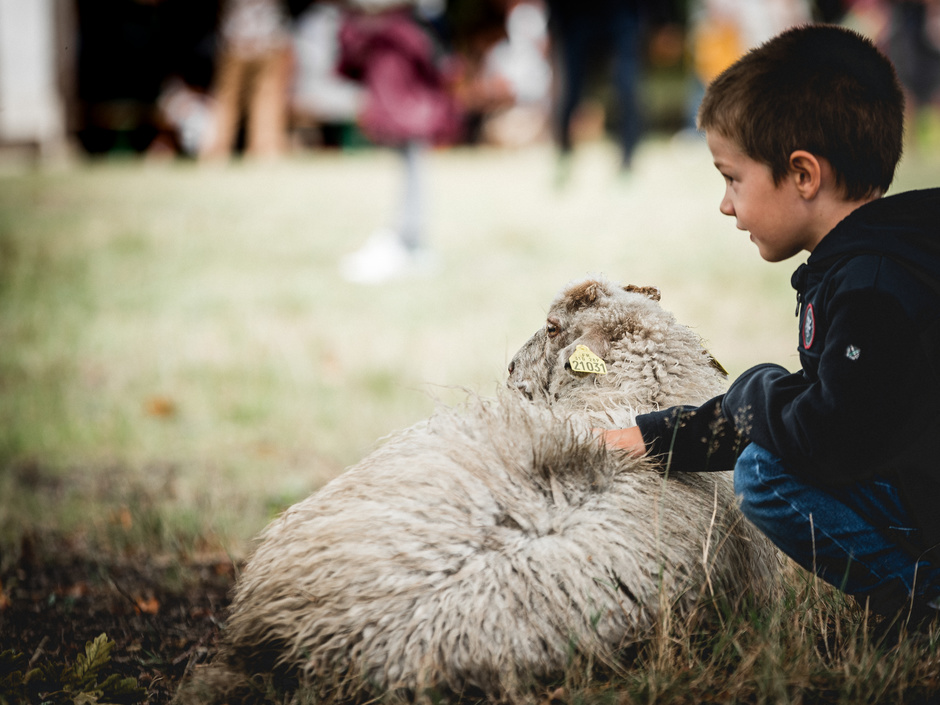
[177,277,779,704]
[507,279,733,428]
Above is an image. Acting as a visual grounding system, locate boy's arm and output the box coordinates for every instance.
[721,287,931,482]
[600,394,746,472]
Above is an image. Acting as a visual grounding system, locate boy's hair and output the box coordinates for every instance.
[698,24,905,200]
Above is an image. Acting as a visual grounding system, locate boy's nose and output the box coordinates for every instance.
[719,195,735,217]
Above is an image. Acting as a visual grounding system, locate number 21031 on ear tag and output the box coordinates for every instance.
[569,345,607,375]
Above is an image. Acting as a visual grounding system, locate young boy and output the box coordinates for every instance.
[601,24,940,622]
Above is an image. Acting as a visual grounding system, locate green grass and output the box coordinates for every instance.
[1,137,939,553]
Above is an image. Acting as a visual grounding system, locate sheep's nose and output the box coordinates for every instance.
[508,361,515,376]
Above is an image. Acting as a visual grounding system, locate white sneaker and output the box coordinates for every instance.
[339,229,437,284]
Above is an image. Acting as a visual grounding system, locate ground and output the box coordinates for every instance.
[0,535,236,705]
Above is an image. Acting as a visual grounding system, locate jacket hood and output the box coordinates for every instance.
[792,188,940,291]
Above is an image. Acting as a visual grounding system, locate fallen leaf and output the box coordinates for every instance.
[0,580,10,611]
[62,581,90,599]
[144,396,176,418]
[113,507,133,530]
[135,596,160,615]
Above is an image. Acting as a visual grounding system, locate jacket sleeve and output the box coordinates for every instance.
[634,394,746,473]
[721,287,929,485]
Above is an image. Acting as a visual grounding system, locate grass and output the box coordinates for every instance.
[1,135,938,544]
[0,136,808,554]
[175,564,940,705]
[2,135,940,702]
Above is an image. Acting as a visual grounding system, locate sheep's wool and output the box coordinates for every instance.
[187,278,780,701]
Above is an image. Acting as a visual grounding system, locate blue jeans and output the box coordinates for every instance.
[734,443,940,617]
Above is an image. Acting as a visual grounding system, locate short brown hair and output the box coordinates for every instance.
[698,24,905,200]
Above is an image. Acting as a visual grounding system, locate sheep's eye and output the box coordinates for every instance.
[546,322,560,338]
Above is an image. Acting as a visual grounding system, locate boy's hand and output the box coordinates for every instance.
[594,426,647,457]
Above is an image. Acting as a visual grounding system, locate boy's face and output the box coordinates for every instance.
[706,131,816,262]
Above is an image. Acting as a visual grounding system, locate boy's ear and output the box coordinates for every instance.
[788,150,822,199]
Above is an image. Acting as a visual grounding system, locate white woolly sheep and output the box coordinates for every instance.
[177,277,779,703]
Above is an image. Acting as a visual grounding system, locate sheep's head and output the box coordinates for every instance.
[507,279,663,403]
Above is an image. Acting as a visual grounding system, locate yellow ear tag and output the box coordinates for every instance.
[569,345,607,375]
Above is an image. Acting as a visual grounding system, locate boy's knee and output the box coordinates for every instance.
[733,443,761,498]
[733,443,780,520]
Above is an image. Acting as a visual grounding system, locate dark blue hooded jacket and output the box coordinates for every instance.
[635,188,940,556]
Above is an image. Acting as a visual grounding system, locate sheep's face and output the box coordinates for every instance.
[507,279,661,402]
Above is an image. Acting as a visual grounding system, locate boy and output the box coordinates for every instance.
[601,24,940,622]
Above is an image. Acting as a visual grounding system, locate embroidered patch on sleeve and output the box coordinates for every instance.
[802,303,816,349]
[845,345,861,361]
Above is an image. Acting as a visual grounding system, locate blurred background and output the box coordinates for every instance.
[10,0,940,165]
[2,0,940,555]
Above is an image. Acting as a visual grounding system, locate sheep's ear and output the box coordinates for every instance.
[623,284,661,301]
[561,333,610,366]
[563,279,604,312]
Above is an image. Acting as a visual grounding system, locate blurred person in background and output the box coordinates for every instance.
[683,0,811,133]
[882,0,940,147]
[290,1,366,147]
[336,0,463,284]
[74,0,211,155]
[450,0,552,148]
[200,0,294,161]
[546,0,646,179]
